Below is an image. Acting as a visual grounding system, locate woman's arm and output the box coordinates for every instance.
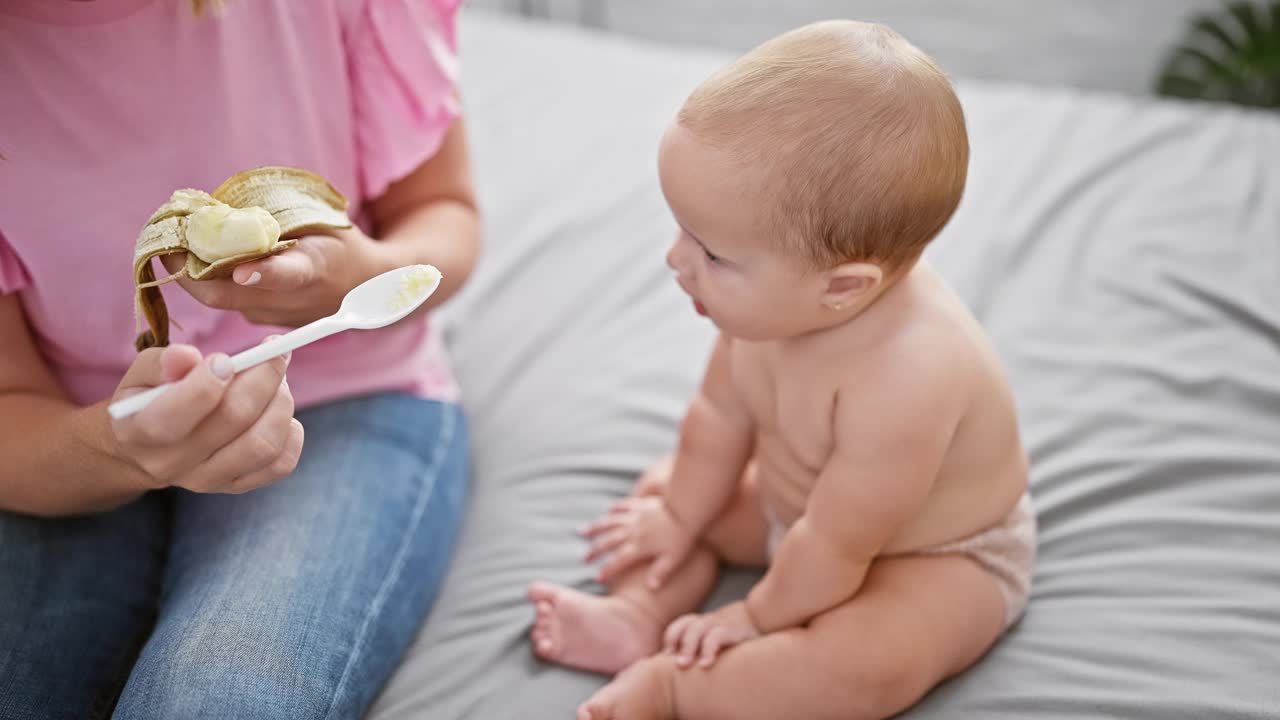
[0,294,148,515]
[366,119,480,313]
[0,292,301,517]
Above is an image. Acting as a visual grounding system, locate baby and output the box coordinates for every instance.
[528,20,1036,720]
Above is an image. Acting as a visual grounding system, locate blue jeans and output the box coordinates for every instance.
[0,393,468,720]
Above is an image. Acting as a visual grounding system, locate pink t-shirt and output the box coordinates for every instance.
[0,0,462,408]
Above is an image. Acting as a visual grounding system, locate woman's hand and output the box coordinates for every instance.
[162,227,388,328]
[108,342,303,494]
[164,120,480,330]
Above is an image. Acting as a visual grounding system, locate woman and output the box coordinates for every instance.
[0,0,478,717]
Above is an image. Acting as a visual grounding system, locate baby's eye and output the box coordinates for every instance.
[703,247,721,264]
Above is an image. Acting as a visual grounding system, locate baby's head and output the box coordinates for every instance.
[660,20,968,340]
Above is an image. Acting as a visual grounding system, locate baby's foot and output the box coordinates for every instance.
[577,656,677,720]
[527,582,661,675]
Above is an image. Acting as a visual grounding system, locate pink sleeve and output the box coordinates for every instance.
[0,230,31,295]
[349,0,463,201]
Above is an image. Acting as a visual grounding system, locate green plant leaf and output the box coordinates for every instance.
[1228,1,1266,47]
[1156,1,1280,107]
[1192,16,1243,53]
[1173,45,1241,80]
[1157,73,1209,98]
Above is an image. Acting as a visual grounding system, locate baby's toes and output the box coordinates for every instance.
[577,697,612,720]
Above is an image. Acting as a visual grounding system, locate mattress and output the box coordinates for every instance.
[370,11,1280,719]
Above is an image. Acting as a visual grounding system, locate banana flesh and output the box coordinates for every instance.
[133,166,353,350]
[186,204,281,265]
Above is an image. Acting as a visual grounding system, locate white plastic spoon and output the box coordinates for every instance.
[108,264,442,420]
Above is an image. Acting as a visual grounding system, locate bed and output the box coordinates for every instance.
[369,10,1280,719]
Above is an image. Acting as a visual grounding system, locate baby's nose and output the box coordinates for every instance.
[665,239,686,273]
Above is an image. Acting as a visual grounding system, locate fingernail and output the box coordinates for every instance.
[239,271,261,286]
[282,374,289,389]
[210,354,234,380]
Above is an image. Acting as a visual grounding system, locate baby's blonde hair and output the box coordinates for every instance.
[678,20,968,271]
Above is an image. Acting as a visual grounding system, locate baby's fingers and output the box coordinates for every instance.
[608,497,637,514]
[675,618,706,669]
[646,551,681,591]
[584,530,629,563]
[664,614,697,654]
[581,514,626,539]
[595,543,642,584]
[698,627,728,668]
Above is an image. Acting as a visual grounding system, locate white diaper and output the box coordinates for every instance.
[762,493,1037,629]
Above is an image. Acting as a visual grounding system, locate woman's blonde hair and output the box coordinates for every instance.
[190,0,226,16]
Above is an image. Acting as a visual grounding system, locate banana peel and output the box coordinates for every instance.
[133,166,352,350]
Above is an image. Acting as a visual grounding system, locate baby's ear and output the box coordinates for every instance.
[822,262,882,310]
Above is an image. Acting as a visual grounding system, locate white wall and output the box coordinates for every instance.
[470,0,1229,96]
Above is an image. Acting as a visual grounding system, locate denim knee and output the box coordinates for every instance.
[114,617,336,720]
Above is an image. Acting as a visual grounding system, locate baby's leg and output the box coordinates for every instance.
[580,553,1006,720]
[529,472,769,675]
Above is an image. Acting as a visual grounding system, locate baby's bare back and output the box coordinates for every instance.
[732,263,1027,554]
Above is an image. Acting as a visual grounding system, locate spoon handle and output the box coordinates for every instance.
[107,316,345,420]
[230,316,344,372]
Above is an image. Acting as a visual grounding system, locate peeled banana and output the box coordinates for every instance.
[133,166,353,350]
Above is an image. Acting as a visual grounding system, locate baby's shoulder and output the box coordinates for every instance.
[836,313,979,415]
[873,309,972,372]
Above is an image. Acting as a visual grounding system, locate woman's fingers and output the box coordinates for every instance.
[114,347,231,447]
[228,418,305,494]
[187,346,290,452]
[180,382,296,492]
[232,248,317,291]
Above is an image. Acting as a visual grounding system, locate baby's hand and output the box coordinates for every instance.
[664,601,761,669]
[631,453,674,498]
[582,495,696,589]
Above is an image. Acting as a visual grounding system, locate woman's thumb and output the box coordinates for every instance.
[158,344,205,383]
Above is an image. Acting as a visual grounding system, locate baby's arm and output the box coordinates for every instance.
[744,363,958,633]
[663,333,755,538]
[586,334,754,586]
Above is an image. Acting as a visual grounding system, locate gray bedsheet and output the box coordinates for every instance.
[370,11,1280,719]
